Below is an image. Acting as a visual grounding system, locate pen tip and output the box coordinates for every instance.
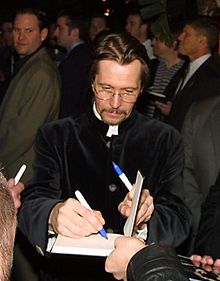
[100,228,108,240]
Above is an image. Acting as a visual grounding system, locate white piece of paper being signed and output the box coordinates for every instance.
[50,170,144,257]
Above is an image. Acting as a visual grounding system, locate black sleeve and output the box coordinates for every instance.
[194,173,220,259]
[127,244,188,281]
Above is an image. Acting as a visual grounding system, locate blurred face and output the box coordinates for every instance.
[89,17,107,41]
[92,60,142,125]
[1,22,13,47]
[152,35,170,58]
[13,14,48,56]
[125,15,142,39]
[178,24,203,60]
[54,16,73,50]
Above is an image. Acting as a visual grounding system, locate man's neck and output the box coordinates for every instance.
[66,39,83,52]
[162,52,183,69]
[189,50,211,62]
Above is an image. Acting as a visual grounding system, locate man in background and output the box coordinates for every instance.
[54,9,91,118]
[89,13,109,42]
[156,16,220,131]
[0,8,61,184]
[125,7,155,60]
[0,8,61,281]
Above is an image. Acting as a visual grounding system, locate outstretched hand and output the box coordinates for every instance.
[191,255,220,273]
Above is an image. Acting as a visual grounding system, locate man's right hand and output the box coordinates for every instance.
[48,198,105,238]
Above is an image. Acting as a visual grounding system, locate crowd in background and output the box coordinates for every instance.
[0,2,220,281]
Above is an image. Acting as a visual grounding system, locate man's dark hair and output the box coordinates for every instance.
[187,16,219,52]
[126,5,148,25]
[0,172,16,281]
[90,32,150,89]
[57,9,88,41]
[90,12,109,28]
[14,8,49,30]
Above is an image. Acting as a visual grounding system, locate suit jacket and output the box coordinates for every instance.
[167,55,220,131]
[0,47,61,184]
[58,43,92,118]
[182,95,220,252]
[194,172,220,259]
[18,108,191,280]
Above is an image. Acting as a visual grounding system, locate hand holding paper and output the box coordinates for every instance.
[118,183,154,227]
[51,171,145,256]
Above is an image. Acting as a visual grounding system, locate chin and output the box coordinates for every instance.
[102,117,124,126]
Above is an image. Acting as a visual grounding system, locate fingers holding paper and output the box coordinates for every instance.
[118,187,154,226]
[48,198,105,238]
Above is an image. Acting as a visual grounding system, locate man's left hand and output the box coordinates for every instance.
[118,187,154,225]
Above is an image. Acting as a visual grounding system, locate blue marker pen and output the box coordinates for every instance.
[112,162,133,191]
[75,190,108,239]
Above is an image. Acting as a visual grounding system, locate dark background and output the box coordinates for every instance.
[0,0,199,32]
[0,0,129,32]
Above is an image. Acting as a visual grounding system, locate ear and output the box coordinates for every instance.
[91,83,95,92]
[199,35,208,48]
[71,27,79,38]
[40,28,48,42]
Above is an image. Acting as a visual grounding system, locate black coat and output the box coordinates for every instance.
[18,108,191,280]
[58,43,92,118]
[194,172,220,260]
[167,55,220,131]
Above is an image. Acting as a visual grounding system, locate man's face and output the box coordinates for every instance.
[92,60,142,125]
[152,35,175,59]
[1,22,13,47]
[89,17,106,41]
[178,24,202,60]
[13,14,47,56]
[125,15,142,39]
[54,17,72,50]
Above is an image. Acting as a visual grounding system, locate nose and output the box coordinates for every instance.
[125,23,130,33]
[178,32,184,41]
[18,30,25,40]
[109,92,122,109]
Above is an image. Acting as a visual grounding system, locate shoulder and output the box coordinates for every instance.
[134,111,182,146]
[37,114,85,141]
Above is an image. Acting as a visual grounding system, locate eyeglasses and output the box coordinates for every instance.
[93,84,140,103]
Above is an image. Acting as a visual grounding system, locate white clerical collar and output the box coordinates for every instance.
[93,102,119,137]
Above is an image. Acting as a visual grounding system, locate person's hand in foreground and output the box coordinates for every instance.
[105,236,145,280]
[191,255,220,273]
